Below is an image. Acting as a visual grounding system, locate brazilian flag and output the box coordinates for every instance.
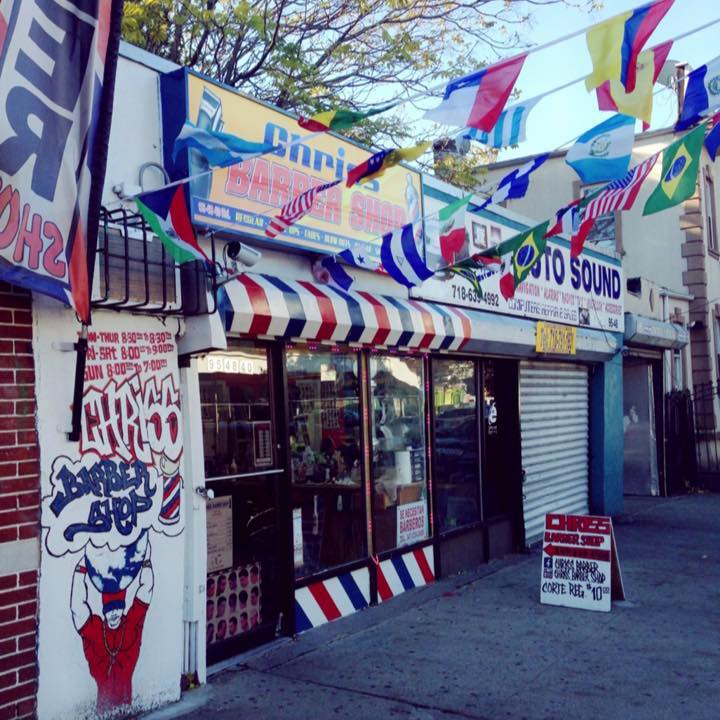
[643,124,706,215]
[497,221,550,300]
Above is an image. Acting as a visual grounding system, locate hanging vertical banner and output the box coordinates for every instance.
[0,1,124,321]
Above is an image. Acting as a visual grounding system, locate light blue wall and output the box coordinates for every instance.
[590,351,624,516]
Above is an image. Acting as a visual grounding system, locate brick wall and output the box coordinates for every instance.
[0,282,39,720]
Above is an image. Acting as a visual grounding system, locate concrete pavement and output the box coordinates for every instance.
[153,494,720,720]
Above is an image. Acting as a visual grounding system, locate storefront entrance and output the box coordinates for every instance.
[431,357,522,575]
[199,344,291,663]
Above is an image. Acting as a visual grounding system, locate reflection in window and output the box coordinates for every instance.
[433,359,481,532]
[287,347,365,579]
[199,349,274,479]
[370,354,429,553]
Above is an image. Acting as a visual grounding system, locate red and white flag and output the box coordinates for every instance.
[424,54,527,132]
[265,180,341,239]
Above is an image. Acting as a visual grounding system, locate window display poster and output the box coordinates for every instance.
[207,564,262,645]
[207,496,233,573]
[397,500,428,547]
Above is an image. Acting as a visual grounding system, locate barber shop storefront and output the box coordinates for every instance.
[160,69,625,664]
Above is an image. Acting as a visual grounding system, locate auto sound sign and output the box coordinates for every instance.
[160,70,422,262]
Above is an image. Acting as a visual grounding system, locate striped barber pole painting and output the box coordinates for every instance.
[377,546,435,603]
[294,568,370,633]
[222,273,473,351]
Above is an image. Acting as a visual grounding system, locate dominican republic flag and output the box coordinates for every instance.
[585,0,673,93]
[319,248,379,290]
[478,153,549,210]
[676,56,720,130]
[135,186,211,265]
[380,223,434,288]
[424,54,527,132]
[545,198,585,239]
[565,114,636,184]
[459,97,539,149]
[172,123,276,168]
[265,180,341,239]
[574,154,658,256]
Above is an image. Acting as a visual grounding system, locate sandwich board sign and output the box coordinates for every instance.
[540,513,624,612]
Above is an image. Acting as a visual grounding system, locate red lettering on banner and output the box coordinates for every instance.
[291,169,310,199]
[248,159,271,203]
[14,203,43,269]
[268,163,291,207]
[349,192,365,231]
[0,182,20,249]
[43,220,67,277]
[225,160,253,197]
[323,183,341,225]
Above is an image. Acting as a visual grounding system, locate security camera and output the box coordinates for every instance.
[226,241,261,268]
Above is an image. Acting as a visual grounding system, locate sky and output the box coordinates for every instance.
[420,0,719,162]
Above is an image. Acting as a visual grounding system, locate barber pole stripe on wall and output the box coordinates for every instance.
[377,546,435,603]
[222,273,472,351]
[294,568,370,633]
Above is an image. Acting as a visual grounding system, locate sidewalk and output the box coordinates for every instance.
[152,494,720,720]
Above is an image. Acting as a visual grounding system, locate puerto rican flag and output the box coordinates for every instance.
[424,54,527,132]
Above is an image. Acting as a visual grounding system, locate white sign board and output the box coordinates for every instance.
[397,500,427,547]
[293,507,304,568]
[420,183,624,333]
[207,497,234,573]
[417,239,624,333]
[540,513,615,612]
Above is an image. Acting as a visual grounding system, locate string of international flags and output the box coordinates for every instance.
[132,0,720,303]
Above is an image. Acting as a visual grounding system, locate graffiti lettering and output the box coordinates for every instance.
[81,374,182,464]
[49,458,156,540]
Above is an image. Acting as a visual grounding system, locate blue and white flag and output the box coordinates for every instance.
[565,114,635,183]
[479,153,549,210]
[380,224,434,288]
[320,248,379,290]
[459,98,539,149]
[172,123,277,168]
[677,56,720,131]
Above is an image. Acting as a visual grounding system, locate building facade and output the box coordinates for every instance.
[2,42,627,719]
[482,127,711,495]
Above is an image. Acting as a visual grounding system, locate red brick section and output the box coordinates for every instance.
[0,282,39,720]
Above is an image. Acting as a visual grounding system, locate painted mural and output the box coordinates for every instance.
[36,306,185,720]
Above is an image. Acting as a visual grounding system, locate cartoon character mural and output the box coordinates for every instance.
[71,535,154,713]
[40,325,185,717]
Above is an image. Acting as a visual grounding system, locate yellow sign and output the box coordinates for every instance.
[535,322,577,355]
[180,74,423,260]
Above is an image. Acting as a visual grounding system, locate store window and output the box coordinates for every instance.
[370,354,429,553]
[287,347,365,579]
[432,359,481,532]
[199,348,276,478]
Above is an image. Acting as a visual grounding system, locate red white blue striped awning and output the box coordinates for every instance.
[220,273,473,351]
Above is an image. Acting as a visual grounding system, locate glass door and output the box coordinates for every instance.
[432,359,481,533]
[199,344,288,663]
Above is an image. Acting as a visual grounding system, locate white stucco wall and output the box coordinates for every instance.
[34,300,185,719]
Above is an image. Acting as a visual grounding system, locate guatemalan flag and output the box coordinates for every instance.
[318,248,380,290]
[676,56,720,131]
[585,0,673,93]
[380,224,434,288]
[424,54,527,131]
[565,114,636,184]
[172,122,277,168]
[458,97,539,149]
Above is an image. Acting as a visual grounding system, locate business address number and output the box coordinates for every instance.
[452,286,499,306]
